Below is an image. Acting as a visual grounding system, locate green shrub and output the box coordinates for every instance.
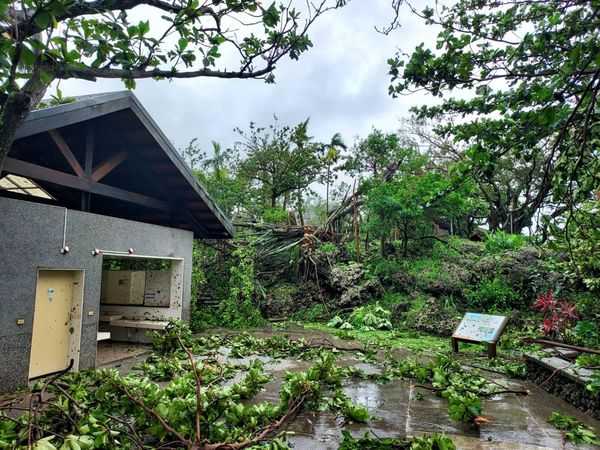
[571,291,600,320]
[261,206,289,224]
[431,236,462,259]
[327,303,392,331]
[587,371,600,396]
[215,244,265,328]
[403,258,444,280]
[371,259,404,284]
[572,320,600,348]
[318,242,337,254]
[484,231,526,254]
[348,304,392,330]
[466,277,520,311]
[291,304,330,322]
[190,304,219,332]
[404,258,470,298]
[378,291,408,309]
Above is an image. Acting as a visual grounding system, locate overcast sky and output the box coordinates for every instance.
[55,0,443,158]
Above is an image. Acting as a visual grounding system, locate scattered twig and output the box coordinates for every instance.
[412,383,529,397]
[308,337,366,353]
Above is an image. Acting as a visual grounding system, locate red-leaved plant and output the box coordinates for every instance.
[533,292,579,342]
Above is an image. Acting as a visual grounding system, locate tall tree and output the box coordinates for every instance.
[403,118,548,233]
[181,138,242,218]
[388,0,600,231]
[321,132,346,215]
[326,130,419,234]
[236,118,323,209]
[367,168,478,257]
[205,141,228,182]
[0,0,347,170]
[343,129,406,179]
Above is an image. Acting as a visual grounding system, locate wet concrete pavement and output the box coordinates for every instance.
[96,340,149,366]
[100,327,600,450]
[273,359,597,449]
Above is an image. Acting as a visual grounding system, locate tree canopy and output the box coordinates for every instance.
[236,118,323,209]
[388,0,600,229]
[0,0,347,169]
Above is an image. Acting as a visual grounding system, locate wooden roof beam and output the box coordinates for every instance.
[48,129,84,177]
[91,151,127,182]
[4,157,174,212]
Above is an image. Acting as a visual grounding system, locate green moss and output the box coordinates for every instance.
[290,304,331,322]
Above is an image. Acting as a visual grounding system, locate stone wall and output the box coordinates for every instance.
[526,356,600,420]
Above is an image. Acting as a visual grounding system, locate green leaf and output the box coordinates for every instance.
[34,13,52,29]
[262,3,279,28]
[178,38,188,52]
[19,46,37,66]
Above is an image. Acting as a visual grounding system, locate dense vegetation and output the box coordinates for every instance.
[183,0,599,352]
[187,118,598,355]
[1,0,598,448]
[177,5,600,418]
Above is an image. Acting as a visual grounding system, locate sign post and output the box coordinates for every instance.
[451,313,509,358]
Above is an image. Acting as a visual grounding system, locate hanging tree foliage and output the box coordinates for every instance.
[0,0,348,170]
[387,0,600,233]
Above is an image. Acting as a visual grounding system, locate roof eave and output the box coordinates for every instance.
[15,91,234,239]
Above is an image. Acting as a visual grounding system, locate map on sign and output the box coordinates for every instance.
[452,313,508,343]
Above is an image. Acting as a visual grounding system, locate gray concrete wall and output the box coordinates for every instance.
[0,197,193,392]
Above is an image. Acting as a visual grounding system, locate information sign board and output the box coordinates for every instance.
[451,313,509,357]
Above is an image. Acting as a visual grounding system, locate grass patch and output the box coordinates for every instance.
[302,322,450,352]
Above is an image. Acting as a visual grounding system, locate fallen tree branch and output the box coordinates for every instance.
[412,383,530,397]
[205,391,310,450]
[28,358,74,445]
[112,382,194,448]
[523,338,600,355]
[308,337,367,353]
[178,335,205,446]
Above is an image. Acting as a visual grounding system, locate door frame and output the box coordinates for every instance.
[29,269,85,378]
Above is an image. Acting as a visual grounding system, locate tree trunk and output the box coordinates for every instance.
[0,94,36,171]
[283,193,289,210]
[296,189,304,227]
[325,164,331,214]
[271,190,277,208]
[0,76,49,173]
[352,182,361,262]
